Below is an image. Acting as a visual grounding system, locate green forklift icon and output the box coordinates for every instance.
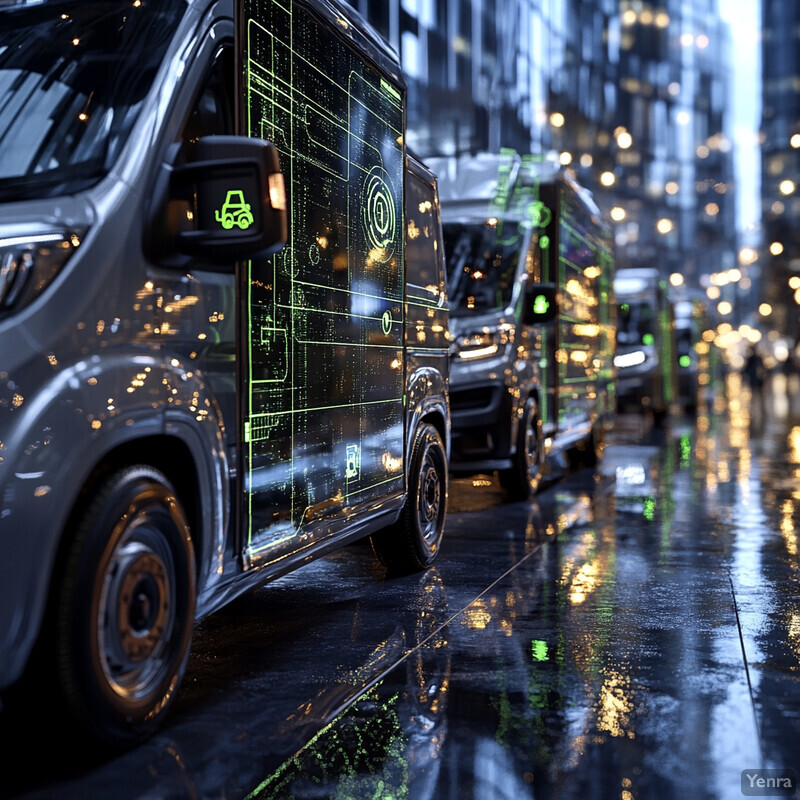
[215,189,254,230]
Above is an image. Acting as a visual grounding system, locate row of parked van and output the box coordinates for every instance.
[0,0,679,750]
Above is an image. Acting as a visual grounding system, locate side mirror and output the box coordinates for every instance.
[151,136,287,268]
[523,283,558,325]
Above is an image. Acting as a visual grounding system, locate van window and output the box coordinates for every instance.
[0,0,186,201]
[183,47,235,146]
[405,171,445,299]
[444,218,522,317]
[617,301,654,344]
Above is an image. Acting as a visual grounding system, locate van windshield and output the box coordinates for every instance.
[617,301,654,345]
[443,219,522,318]
[0,0,186,201]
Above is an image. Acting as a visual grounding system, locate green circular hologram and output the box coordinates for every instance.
[528,200,553,229]
[382,309,393,335]
[540,235,551,250]
[362,167,397,261]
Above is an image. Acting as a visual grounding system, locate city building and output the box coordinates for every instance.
[760,0,800,343]
[347,0,737,293]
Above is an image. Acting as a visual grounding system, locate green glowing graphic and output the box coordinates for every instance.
[680,433,691,467]
[528,200,553,229]
[679,354,691,368]
[248,685,408,800]
[532,294,550,316]
[345,443,360,479]
[243,1,405,561]
[499,154,614,428]
[642,333,655,346]
[380,77,401,102]
[531,639,549,661]
[643,497,656,520]
[362,166,397,258]
[214,189,254,230]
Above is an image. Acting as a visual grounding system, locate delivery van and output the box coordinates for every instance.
[614,267,677,424]
[0,0,450,746]
[431,152,616,499]
[673,294,709,414]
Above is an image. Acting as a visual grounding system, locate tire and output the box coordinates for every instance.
[569,423,604,470]
[53,466,196,748]
[499,397,544,501]
[371,422,447,573]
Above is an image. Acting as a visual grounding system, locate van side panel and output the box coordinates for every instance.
[241,1,406,563]
[614,268,676,417]
[555,181,615,437]
[404,161,450,456]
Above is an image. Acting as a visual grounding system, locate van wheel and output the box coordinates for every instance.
[499,397,543,500]
[371,423,447,573]
[589,422,605,465]
[54,466,196,748]
[568,423,604,469]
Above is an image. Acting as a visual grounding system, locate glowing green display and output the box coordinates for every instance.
[532,294,550,316]
[553,181,614,426]
[215,189,254,230]
[680,433,691,461]
[242,0,405,561]
[643,333,655,346]
[528,200,552,228]
[531,639,549,661]
[499,154,615,430]
[657,280,676,405]
[679,354,691,368]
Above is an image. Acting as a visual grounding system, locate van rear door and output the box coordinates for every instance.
[238,0,406,565]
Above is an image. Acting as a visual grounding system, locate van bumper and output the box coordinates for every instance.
[448,380,513,469]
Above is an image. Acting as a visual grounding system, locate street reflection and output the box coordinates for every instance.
[247,380,800,799]
[6,381,800,799]
[250,568,451,800]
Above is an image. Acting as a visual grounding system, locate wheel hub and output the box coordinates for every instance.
[114,546,170,664]
[417,446,444,546]
[422,466,440,521]
[99,530,177,696]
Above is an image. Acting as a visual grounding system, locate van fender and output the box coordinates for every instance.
[0,353,228,689]
[404,366,450,463]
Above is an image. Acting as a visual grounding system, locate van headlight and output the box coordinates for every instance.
[454,325,514,361]
[454,330,497,360]
[614,350,647,369]
[0,231,81,313]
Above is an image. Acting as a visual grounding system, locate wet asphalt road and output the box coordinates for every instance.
[3,372,800,800]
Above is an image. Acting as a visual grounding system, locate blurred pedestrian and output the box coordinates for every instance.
[744,345,766,395]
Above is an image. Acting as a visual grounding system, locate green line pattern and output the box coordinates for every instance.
[243,1,405,560]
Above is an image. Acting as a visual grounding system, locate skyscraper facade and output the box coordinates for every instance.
[760,0,800,341]
[348,0,737,290]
